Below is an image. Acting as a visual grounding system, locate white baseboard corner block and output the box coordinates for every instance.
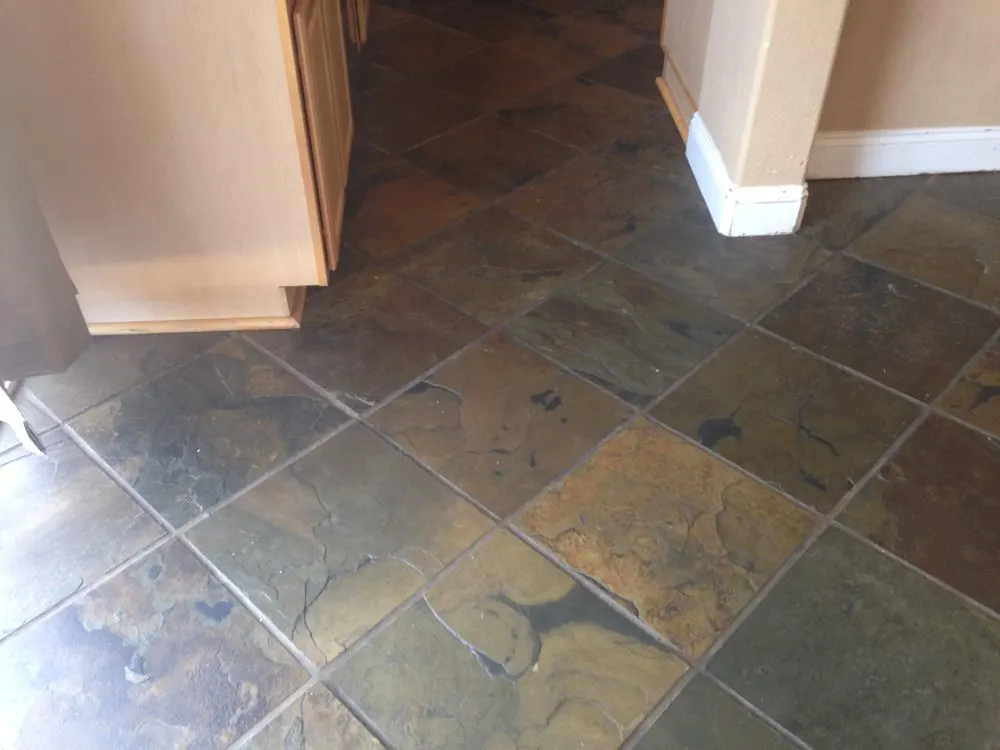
[685,114,808,237]
[808,126,1000,179]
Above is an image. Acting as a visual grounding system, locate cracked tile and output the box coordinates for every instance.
[517,419,815,656]
[940,336,1000,437]
[0,541,306,749]
[652,330,919,512]
[329,530,686,750]
[189,423,491,665]
[246,686,384,749]
[368,333,630,517]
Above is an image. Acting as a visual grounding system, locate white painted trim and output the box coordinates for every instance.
[808,126,1000,179]
[685,113,807,237]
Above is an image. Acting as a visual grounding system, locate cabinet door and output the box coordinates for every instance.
[293,0,351,269]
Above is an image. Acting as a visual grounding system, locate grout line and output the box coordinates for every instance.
[227,677,320,749]
[618,668,700,749]
[698,672,815,750]
[324,681,402,750]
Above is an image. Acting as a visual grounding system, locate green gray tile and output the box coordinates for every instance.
[923,171,1000,221]
[710,527,1000,750]
[599,117,694,189]
[245,686,385,749]
[189,423,492,665]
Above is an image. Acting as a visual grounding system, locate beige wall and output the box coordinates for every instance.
[821,0,1000,131]
[661,0,714,108]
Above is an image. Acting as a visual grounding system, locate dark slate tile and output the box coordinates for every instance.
[343,157,485,258]
[851,193,1000,309]
[368,333,630,517]
[499,153,686,254]
[940,337,1000,437]
[363,16,481,75]
[406,116,577,200]
[518,419,814,656]
[367,4,413,32]
[71,338,348,526]
[506,262,739,405]
[923,170,1000,221]
[581,43,663,102]
[401,207,599,325]
[842,415,1000,614]
[28,332,222,420]
[652,330,920,512]
[617,200,829,320]
[598,116,694,188]
[709,527,1000,750]
[354,81,480,154]
[251,272,486,414]
[761,257,1000,402]
[798,175,928,251]
[330,530,686,749]
[189,423,491,665]
[499,77,661,150]
[586,0,663,43]
[0,431,164,638]
[429,0,554,41]
[246,686,385,749]
[381,0,462,16]
[349,60,402,96]
[519,0,591,14]
[0,390,54,454]
[635,676,798,750]
[415,45,564,112]
[0,541,307,749]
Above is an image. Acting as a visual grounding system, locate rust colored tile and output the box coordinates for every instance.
[581,43,663,101]
[941,337,1000,437]
[431,0,553,41]
[762,257,1000,401]
[369,333,630,517]
[354,81,480,154]
[363,16,481,75]
[518,419,815,656]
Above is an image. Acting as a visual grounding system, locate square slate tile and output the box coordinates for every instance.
[368,333,630,517]
[246,686,385,749]
[842,415,1000,614]
[330,530,687,750]
[354,81,480,154]
[940,336,1000,436]
[71,338,348,526]
[634,676,798,750]
[581,43,663,101]
[587,0,662,41]
[499,77,661,149]
[923,171,1000,221]
[189,423,492,665]
[506,262,739,405]
[0,541,307,750]
[406,115,577,200]
[251,272,486,413]
[499,153,686,253]
[430,0,553,41]
[517,419,815,656]
[851,193,1000,309]
[0,431,164,638]
[617,201,829,320]
[28,332,221,420]
[343,157,485,257]
[350,60,401,95]
[401,207,599,325]
[761,257,1000,402]
[363,16,481,75]
[598,117,694,188]
[0,390,54,454]
[709,528,1000,750]
[368,4,413,33]
[652,330,920,512]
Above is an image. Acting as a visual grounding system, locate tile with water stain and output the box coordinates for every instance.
[71,338,348,527]
[189,423,492,665]
[0,431,164,639]
[245,686,385,749]
[499,77,661,150]
[517,419,814,656]
[762,257,1000,401]
[28,333,221,420]
[617,201,829,320]
[0,541,306,750]
[634,676,798,750]
[354,81,480,154]
[598,117,694,188]
[401,207,599,325]
[710,527,1000,750]
[499,153,686,254]
[581,43,663,101]
[368,333,630,517]
[507,263,739,405]
[407,116,577,200]
[363,16,481,75]
[842,415,1000,614]
[653,330,919,512]
[252,272,485,413]
[940,337,1000,436]
[343,157,485,258]
[430,0,554,41]
[0,390,54,454]
[330,530,687,750]
[851,193,1000,308]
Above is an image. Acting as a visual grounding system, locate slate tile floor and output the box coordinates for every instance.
[4,0,1000,746]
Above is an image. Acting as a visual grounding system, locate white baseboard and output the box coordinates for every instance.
[808,126,1000,179]
[685,113,807,237]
